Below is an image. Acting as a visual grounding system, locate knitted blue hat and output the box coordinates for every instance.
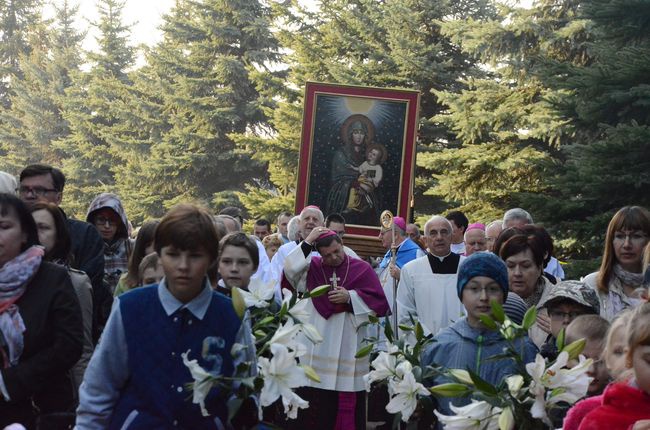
[457,252,509,300]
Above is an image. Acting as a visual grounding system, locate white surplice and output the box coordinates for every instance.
[396,255,465,337]
[283,244,374,392]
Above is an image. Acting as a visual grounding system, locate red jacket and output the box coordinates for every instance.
[578,382,650,430]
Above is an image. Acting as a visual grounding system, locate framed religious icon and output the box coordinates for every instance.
[296,82,420,238]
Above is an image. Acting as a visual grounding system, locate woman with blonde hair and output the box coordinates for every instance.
[584,206,650,321]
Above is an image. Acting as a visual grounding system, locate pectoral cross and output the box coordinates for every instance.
[330,273,340,289]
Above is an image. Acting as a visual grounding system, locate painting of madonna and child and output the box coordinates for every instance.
[297,83,419,236]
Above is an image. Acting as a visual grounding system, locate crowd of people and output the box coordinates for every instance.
[0,164,649,430]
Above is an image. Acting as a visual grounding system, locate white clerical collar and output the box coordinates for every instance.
[430,251,451,261]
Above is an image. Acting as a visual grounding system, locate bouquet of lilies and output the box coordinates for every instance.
[357,315,438,427]
[360,303,594,429]
[429,304,593,430]
[182,279,332,426]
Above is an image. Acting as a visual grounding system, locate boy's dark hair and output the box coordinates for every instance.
[446,210,469,231]
[155,204,220,262]
[20,164,66,192]
[325,213,346,226]
[219,232,259,270]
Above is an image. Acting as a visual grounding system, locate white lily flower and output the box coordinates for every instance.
[300,322,323,344]
[237,279,275,308]
[505,374,524,397]
[258,343,310,416]
[364,350,398,391]
[269,318,302,348]
[435,400,501,430]
[385,370,430,422]
[181,350,215,417]
[288,295,311,323]
[526,352,593,424]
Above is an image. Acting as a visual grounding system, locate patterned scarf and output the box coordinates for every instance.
[0,246,44,368]
[613,263,644,288]
[104,238,130,294]
[522,277,546,308]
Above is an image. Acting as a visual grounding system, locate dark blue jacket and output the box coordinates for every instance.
[108,286,241,429]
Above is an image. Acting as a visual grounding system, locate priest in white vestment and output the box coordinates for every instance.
[397,216,465,339]
[284,227,389,430]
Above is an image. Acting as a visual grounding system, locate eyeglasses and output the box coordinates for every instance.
[613,231,648,245]
[17,186,59,197]
[95,216,118,227]
[464,285,503,297]
[549,310,584,321]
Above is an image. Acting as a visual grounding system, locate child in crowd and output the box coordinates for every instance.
[262,233,283,261]
[563,310,634,430]
[537,280,600,360]
[421,252,537,415]
[565,315,611,396]
[76,204,256,429]
[86,193,133,293]
[113,220,159,296]
[577,302,650,429]
[215,232,259,296]
[138,252,164,286]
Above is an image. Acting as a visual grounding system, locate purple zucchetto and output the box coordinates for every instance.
[457,252,509,300]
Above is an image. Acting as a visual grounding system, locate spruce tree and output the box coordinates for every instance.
[0,0,42,108]
[113,0,281,221]
[523,0,650,259]
[55,0,135,217]
[0,0,83,174]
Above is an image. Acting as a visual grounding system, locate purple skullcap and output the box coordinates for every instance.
[393,216,406,231]
[466,222,486,232]
[318,230,338,240]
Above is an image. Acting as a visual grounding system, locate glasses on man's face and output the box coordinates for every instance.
[17,186,58,197]
[613,231,648,245]
[549,310,584,321]
[464,285,503,297]
[95,216,118,227]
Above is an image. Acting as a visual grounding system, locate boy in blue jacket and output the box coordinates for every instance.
[422,252,537,415]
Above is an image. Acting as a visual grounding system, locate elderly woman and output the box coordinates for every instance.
[583,206,650,321]
[0,194,82,428]
[499,232,553,347]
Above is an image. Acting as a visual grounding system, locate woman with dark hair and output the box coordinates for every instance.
[31,201,94,392]
[584,206,650,321]
[499,233,553,347]
[0,193,82,428]
[113,219,160,297]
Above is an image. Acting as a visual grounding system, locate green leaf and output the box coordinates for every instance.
[468,369,499,396]
[368,314,379,324]
[355,343,374,358]
[490,300,506,323]
[384,318,394,343]
[479,314,498,330]
[255,316,275,327]
[522,307,537,331]
[555,327,566,351]
[398,324,414,332]
[415,322,424,342]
